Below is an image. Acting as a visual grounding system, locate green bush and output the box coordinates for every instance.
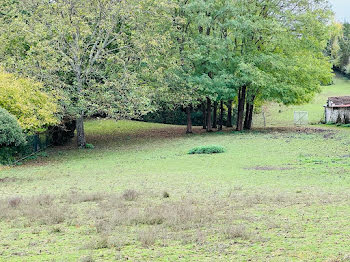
[85,143,95,149]
[0,107,26,165]
[0,147,18,165]
[0,107,26,146]
[188,145,225,155]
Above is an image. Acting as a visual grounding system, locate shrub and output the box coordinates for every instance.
[188,145,225,155]
[0,107,26,147]
[0,147,17,165]
[0,107,27,165]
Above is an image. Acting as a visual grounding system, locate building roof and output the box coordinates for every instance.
[327,96,350,108]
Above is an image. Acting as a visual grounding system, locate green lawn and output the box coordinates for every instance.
[1,75,350,261]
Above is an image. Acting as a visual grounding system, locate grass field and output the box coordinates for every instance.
[1,75,350,261]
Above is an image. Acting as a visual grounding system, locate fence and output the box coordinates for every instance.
[27,132,52,152]
[11,132,53,164]
[294,111,309,126]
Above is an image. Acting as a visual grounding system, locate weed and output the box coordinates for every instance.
[80,256,94,262]
[83,236,109,250]
[137,228,158,247]
[223,224,250,240]
[121,189,138,201]
[8,197,21,208]
[51,226,63,233]
[67,192,105,203]
[162,191,170,198]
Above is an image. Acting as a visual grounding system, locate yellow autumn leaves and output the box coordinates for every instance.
[0,68,58,132]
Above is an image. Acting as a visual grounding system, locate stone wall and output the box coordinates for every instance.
[325,107,350,124]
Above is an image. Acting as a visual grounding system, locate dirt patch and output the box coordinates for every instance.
[245,165,294,171]
[323,132,336,139]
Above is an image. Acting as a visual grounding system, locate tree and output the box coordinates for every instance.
[224,0,333,130]
[1,0,334,137]
[0,69,58,131]
[338,23,350,74]
[0,0,157,147]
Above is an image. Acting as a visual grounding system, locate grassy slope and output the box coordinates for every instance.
[254,72,350,127]
[0,75,350,261]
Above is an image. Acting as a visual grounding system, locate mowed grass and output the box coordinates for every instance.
[254,72,350,127]
[1,75,350,261]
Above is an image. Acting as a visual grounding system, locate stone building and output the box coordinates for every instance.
[324,96,350,124]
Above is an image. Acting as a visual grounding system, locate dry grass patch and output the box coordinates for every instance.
[137,227,161,247]
[0,194,69,225]
[121,189,139,201]
[0,177,17,183]
[83,236,109,250]
[67,192,107,204]
[3,189,349,257]
[223,224,251,240]
[80,255,95,262]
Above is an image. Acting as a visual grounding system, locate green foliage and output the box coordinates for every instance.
[0,107,26,147]
[0,0,335,135]
[0,0,159,118]
[188,145,225,155]
[0,147,17,165]
[329,22,350,76]
[155,0,334,121]
[143,107,204,126]
[85,143,95,149]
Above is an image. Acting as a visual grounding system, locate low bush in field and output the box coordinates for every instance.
[188,145,225,155]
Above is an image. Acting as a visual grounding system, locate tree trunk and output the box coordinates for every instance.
[219,100,224,131]
[186,106,193,134]
[226,100,233,127]
[236,86,246,131]
[246,103,254,130]
[262,110,266,127]
[76,114,86,148]
[244,96,255,130]
[244,100,251,130]
[212,101,217,128]
[206,97,212,132]
[202,102,207,129]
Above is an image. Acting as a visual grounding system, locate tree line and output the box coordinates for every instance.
[0,0,334,148]
[327,22,350,76]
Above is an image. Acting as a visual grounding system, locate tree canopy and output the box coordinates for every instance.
[329,22,350,75]
[0,69,58,131]
[0,0,336,142]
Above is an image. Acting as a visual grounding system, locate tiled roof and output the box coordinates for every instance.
[328,96,350,107]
